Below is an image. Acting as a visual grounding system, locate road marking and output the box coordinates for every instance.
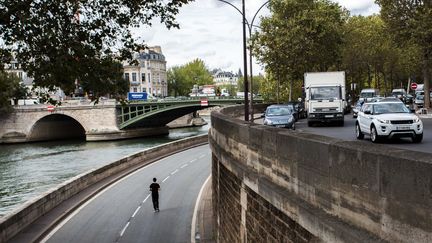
[171,169,179,175]
[162,176,169,183]
[120,222,130,237]
[191,175,211,243]
[199,154,205,159]
[131,206,141,218]
[181,164,188,168]
[190,159,197,163]
[143,194,150,203]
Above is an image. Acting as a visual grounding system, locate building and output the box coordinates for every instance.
[211,69,241,87]
[123,46,168,97]
[3,60,34,86]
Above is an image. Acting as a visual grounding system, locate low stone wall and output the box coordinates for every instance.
[210,105,432,242]
[0,134,208,243]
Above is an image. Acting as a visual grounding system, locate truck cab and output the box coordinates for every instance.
[304,72,346,126]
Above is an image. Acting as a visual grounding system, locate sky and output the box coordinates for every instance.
[135,0,380,75]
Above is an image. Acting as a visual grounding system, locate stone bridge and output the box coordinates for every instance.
[0,97,258,143]
[210,104,431,243]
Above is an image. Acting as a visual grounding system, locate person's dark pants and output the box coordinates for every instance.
[152,194,159,210]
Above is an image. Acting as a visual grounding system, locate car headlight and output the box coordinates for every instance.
[288,117,293,123]
[266,119,272,125]
[377,118,390,124]
[413,117,420,123]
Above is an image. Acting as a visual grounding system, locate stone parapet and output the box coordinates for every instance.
[210,104,432,243]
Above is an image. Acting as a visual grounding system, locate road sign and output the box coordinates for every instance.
[200,98,208,106]
[411,82,418,90]
[47,105,55,112]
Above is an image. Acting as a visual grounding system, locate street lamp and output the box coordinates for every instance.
[217,0,270,122]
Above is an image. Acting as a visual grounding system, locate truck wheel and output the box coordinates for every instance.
[356,123,364,139]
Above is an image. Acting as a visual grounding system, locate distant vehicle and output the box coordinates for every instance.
[414,94,424,108]
[352,100,363,118]
[285,102,306,121]
[356,100,423,143]
[13,99,40,105]
[304,71,346,126]
[359,88,379,102]
[262,105,296,129]
[391,89,407,102]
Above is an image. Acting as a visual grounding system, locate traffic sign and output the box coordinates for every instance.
[200,98,208,106]
[411,82,418,90]
[47,105,55,112]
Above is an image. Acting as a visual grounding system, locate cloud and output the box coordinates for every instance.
[133,0,380,74]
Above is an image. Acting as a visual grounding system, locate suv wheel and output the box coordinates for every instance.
[356,123,364,139]
[370,125,381,143]
[412,133,423,143]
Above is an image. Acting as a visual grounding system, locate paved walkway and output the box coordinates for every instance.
[195,178,215,243]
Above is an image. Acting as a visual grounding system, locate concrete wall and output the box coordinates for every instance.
[210,105,432,243]
[0,134,208,243]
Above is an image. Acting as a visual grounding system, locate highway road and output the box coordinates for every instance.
[41,145,211,243]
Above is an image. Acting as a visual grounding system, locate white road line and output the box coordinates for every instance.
[131,206,141,218]
[120,222,130,237]
[162,176,169,183]
[191,175,211,243]
[199,154,205,159]
[171,169,179,175]
[190,159,197,163]
[181,164,188,168]
[143,194,150,203]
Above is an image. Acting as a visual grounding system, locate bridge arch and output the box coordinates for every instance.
[28,114,86,142]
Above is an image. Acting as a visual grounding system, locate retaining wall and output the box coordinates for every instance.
[210,105,432,242]
[0,134,208,243]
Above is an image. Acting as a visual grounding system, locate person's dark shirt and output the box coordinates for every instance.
[150,183,160,197]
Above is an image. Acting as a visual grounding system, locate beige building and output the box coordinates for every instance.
[123,46,168,98]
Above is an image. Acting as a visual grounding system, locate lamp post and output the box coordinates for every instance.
[217,0,270,122]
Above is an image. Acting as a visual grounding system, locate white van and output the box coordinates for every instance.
[359,89,379,102]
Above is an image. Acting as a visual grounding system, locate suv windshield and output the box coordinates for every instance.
[266,107,292,116]
[360,92,375,98]
[372,103,410,114]
[310,86,341,100]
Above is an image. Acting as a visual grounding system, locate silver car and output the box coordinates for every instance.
[262,105,296,129]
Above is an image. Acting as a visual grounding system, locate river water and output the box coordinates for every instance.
[0,118,210,217]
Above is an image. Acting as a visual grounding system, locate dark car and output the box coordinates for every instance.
[286,102,306,121]
[262,105,296,129]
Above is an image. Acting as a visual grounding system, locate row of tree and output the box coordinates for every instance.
[252,0,432,108]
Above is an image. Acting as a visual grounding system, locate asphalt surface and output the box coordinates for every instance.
[41,145,211,243]
[291,115,432,153]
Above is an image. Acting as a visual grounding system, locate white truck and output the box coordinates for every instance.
[304,71,346,126]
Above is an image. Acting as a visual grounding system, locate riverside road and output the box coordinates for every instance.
[40,145,211,243]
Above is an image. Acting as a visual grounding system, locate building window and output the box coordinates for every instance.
[149,88,152,94]
[143,88,147,92]
[148,74,151,83]
[133,88,137,92]
[132,73,137,82]
[141,73,146,83]
[124,73,130,81]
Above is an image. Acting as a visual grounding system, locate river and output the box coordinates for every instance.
[0,118,210,217]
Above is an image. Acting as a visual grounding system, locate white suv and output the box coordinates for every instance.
[355,101,423,143]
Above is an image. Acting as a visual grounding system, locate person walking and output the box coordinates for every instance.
[149,178,160,212]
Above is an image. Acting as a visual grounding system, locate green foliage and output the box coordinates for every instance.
[0,71,23,114]
[0,0,192,100]
[167,59,213,96]
[376,0,432,107]
[252,0,347,100]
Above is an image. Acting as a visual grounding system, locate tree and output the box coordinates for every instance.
[167,59,213,96]
[0,0,192,100]
[252,0,347,102]
[0,71,23,114]
[377,0,432,108]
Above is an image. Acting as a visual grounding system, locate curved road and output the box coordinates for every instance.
[41,145,211,243]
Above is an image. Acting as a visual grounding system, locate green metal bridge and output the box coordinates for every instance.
[117,97,263,129]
